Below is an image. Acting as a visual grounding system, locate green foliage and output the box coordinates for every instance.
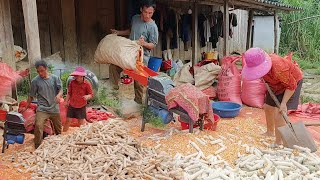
[301,95,320,103]
[142,106,165,129]
[29,67,38,79]
[60,71,71,95]
[280,0,320,68]
[99,88,121,108]
[48,64,54,73]
[17,68,38,99]
[95,87,122,116]
[17,78,30,98]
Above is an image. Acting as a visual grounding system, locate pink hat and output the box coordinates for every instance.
[70,66,86,76]
[242,48,272,81]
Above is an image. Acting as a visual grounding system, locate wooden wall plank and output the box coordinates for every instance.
[77,0,96,66]
[61,0,78,64]
[76,0,115,78]
[48,0,64,59]
[9,0,24,49]
[36,0,51,58]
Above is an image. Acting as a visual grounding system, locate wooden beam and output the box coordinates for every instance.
[274,11,278,54]
[191,1,198,67]
[246,10,253,50]
[61,0,78,64]
[223,0,229,57]
[0,0,18,99]
[237,0,298,11]
[0,0,15,68]
[172,0,299,12]
[22,0,41,65]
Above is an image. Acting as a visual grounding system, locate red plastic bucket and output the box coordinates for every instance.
[204,114,220,131]
[162,60,172,71]
[0,110,7,121]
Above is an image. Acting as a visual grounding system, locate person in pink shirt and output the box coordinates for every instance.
[63,66,93,132]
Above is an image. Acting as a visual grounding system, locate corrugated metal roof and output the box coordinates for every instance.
[248,0,302,11]
[169,0,303,12]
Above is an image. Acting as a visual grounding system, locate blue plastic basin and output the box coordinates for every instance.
[211,101,242,118]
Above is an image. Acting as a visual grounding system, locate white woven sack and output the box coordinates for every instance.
[94,34,142,70]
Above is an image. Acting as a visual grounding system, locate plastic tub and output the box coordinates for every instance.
[161,60,172,71]
[204,114,220,131]
[211,101,242,118]
[148,57,162,72]
[0,110,7,121]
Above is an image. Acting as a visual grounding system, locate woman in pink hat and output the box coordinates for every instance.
[242,48,303,146]
[63,66,94,132]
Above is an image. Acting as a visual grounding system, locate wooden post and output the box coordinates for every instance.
[246,10,253,50]
[223,0,229,57]
[274,11,278,54]
[61,0,78,64]
[191,1,198,67]
[22,0,41,65]
[0,0,18,100]
[0,0,15,68]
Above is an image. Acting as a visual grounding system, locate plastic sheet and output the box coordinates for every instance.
[0,63,21,96]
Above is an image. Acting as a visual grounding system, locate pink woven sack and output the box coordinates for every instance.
[217,56,242,105]
[241,56,267,108]
[241,79,266,108]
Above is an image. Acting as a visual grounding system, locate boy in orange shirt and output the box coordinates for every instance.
[63,66,93,132]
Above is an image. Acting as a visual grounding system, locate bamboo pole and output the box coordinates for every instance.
[274,11,279,54]
[223,0,229,57]
[191,1,198,68]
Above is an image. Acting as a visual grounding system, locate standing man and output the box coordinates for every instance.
[22,60,63,149]
[110,0,159,104]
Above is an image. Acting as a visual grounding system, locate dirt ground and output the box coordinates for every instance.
[301,70,320,102]
[1,70,320,179]
[1,106,320,179]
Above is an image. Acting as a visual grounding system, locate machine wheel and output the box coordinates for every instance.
[43,132,48,139]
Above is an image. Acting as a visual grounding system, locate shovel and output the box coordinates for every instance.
[265,83,318,152]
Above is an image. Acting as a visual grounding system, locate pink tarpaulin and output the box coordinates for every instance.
[289,103,320,120]
[0,63,21,97]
